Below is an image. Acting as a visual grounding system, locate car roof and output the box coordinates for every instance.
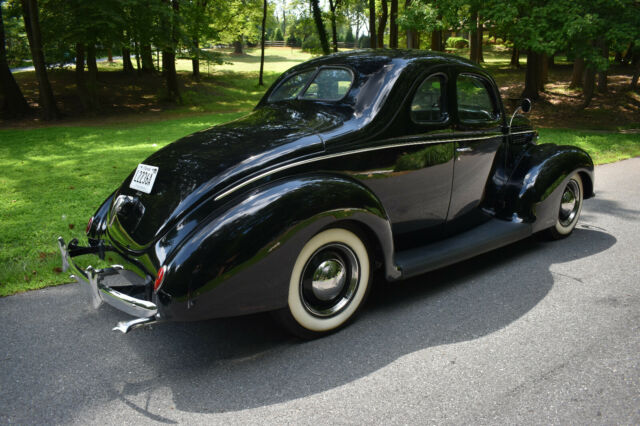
[286,49,481,76]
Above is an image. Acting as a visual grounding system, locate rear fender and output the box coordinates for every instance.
[502,144,594,231]
[156,173,396,321]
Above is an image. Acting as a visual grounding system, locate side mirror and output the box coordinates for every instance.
[509,98,532,129]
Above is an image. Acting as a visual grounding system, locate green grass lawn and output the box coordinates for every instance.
[2,46,639,297]
[1,114,639,296]
[0,113,243,296]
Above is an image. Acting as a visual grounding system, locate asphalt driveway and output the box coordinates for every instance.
[1,158,639,424]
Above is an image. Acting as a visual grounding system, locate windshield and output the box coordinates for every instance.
[269,67,353,103]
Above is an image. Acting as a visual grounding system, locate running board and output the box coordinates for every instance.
[395,219,532,279]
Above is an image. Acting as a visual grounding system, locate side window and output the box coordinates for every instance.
[301,68,353,101]
[456,74,498,122]
[410,75,447,123]
[269,70,315,102]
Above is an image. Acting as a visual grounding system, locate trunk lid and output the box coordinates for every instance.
[107,104,342,248]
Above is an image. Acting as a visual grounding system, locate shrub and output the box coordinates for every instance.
[446,37,469,49]
[302,35,323,53]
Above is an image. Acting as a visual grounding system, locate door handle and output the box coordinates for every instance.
[456,147,473,152]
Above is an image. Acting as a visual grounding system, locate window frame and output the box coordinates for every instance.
[409,72,449,125]
[455,73,501,124]
[267,65,355,103]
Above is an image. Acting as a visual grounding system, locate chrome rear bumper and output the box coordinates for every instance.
[57,237,159,332]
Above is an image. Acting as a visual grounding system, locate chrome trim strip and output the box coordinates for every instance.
[214,133,506,201]
[510,130,536,136]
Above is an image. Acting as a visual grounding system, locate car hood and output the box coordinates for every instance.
[107,104,342,248]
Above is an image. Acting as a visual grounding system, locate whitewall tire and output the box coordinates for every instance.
[276,228,371,338]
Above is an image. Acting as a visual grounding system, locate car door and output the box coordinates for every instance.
[447,72,505,225]
[353,70,455,249]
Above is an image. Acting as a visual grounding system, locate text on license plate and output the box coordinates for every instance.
[130,164,159,194]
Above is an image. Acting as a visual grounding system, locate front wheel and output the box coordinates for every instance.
[545,172,584,240]
[274,228,371,339]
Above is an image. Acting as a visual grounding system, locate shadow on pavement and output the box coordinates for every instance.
[0,227,616,423]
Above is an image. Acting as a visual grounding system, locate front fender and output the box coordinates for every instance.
[503,143,594,230]
[156,173,396,321]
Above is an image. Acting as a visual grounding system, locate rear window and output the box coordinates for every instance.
[269,67,353,102]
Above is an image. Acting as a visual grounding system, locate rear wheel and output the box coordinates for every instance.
[274,228,371,339]
[545,173,584,240]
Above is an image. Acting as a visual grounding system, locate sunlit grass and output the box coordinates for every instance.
[538,129,640,164]
[0,113,244,296]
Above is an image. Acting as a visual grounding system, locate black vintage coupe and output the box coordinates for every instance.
[58,50,594,337]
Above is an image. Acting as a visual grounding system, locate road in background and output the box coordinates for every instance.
[1,158,638,424]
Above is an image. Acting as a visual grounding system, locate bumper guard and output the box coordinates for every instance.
[57,236,159,333]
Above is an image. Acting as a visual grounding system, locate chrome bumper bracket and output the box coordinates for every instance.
[58,236,159,330]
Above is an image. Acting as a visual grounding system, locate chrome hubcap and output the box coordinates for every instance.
[311,259,347,301]
[559,179,581,227]
[300,243,359,317]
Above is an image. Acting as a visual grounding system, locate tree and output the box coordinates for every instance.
[368,0,375,48]
[377,0,387,48]
[160,0,180,102]
[21,0,59,119]
[0,0,30,118]
[389,0,398,48]
[328,0,341,53]
[310,0,329,54]
[259,0,266,85]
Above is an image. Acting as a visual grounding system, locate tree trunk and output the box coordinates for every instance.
[192,38,200,79]
[74,43,91,110]
[107,47,113,63]
[163,0,181,102]
[597,40,609,93]
[431,30,442,51]
[369,0,376,48]
[630,54,639,91]
[0,3,30,118]
[569,57,584,88]
[582,66,596,108]
[540,53,548,89]
[329,0,338,53]
[389,0,398,48]
[311,0,330,54]
[623,42,634,65]
[477,16,484,62]
[141,44,154,73]
[86,43,98,78]
[510,45,520,68]
[259,0,267,85]
[233,36,244,54]
[134,41,141,71]
[522,50,541,100]
[470,9,479,63]
[21,0,59,119]
[122,47,134,73]
[377,0,387,48]
[85,43,98,109]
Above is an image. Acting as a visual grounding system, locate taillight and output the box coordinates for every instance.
[85,216,94,235]
[154,266,166,292]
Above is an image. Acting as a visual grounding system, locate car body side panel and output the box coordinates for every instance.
[155,174,396,321]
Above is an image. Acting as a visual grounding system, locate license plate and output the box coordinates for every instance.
[130,164,159,194]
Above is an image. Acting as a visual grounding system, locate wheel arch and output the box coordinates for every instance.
[501,143,594,230]
[155,173,398,321]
